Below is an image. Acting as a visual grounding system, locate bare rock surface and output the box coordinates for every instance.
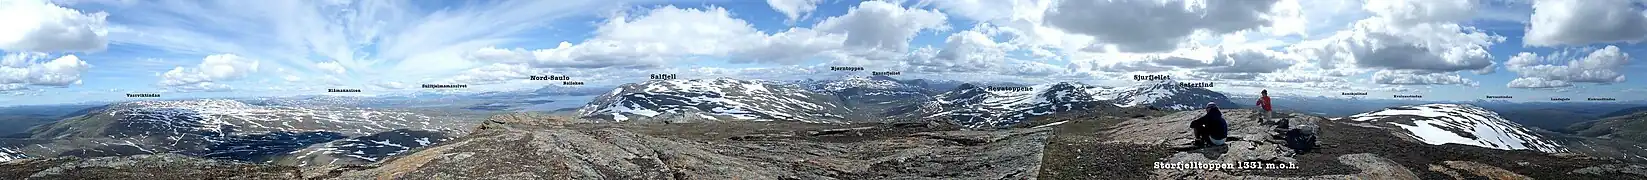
[328,113,1052,180]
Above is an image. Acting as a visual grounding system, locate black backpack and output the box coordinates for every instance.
[1285,125,1318,153]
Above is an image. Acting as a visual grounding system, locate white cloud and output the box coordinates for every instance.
[815,1,948,51]
[908,30,1009,73]
[1270,0,1501,88]
[167,82,231,92]
[100,0,638,87]
[1504,45,1630,88]
[465,47,532,64]
[0,83,22,91]
[733,28,847,64]
[0,0,109,52]
[0,53,89,86]
[316,61,346,75]
[1042,0,1282,52]
[766,0,823,22]
[443,63,537,85]
[1506,77,1572,88]
[1524,0,1647,46]
[1363,0,1478,24]
[927,0,1026,21]
[1162,48,1301,73]
[1289,20,1502,73]
[1001,60,1065,76]
[467,5,848,69]
[372,81,407,90]
[1371,70,1479,86]
[158,54,259,91]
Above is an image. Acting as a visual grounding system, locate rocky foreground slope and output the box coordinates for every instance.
[4,107,1646,179]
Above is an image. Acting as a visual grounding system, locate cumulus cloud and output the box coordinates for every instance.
[1371,70,1478,86]
[1524,0,1647,46]
[907,30,1008,73]
[1506,77,1572,88]
[316,61,346,75]
[815,1,948,51]
[0,83,22,91]
[1504,45,1630,88]
[766,0,823,22]
[1042,0,1282,52]
[0,0,109,52]
[1090,59,1174,72]
[158,54,259,91]
[1362,0,1477,24]
[1188,73,1260,80]
[1077,47,1300,76]
[732,28,847,64]
[459,1,959,81]
[0,53,89,86]
[1169,49,1299,73]
[1290,21,1501,74]
[1256,72,1347,83]
[443,63,538,85]
[1275,0,1500,87]
[1001,60,1065,76]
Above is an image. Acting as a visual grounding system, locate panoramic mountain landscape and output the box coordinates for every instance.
[4,0,1647,179]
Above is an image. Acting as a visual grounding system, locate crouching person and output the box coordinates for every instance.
[1191,102,1229,147]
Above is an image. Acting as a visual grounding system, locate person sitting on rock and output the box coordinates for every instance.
[1191,102,1229,146]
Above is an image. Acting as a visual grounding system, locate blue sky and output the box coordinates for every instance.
[0,0,1644,106]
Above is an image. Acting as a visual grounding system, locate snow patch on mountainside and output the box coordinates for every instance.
[1346,104,1566,153]
[109,99,444,136]
[0,147,24,162]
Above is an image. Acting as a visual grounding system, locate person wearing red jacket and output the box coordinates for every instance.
[1256,90,1273,121]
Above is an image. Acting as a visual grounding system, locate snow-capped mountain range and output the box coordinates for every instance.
[1341,104,1567,153]
[577,78,852,123]
[0,99,474,165]
[1091,80,1239,111]
[576,76,1235,128]
[928,82,1102,128]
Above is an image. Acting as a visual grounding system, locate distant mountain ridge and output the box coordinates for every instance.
[576,78,853,123]
[575,76,1236,128]
[1600,106,1647,119]
[0,99,475,165]
[1568,110,1647,144]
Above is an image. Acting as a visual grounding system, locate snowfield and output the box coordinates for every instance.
[1345,104,1566,153]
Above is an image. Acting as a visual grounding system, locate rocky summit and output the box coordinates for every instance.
[5,105,1646,179]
